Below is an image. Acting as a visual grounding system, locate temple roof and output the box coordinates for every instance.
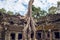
[0,13,60,31]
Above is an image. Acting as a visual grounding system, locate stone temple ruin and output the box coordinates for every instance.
[0,0,60,40]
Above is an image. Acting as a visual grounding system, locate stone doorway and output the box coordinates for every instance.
[54,32,60,39]
[36,32,42,40]
[10,33,15,40]
[18,33,22,40]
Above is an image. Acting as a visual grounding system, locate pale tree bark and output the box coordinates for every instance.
[22,0,36,40]
[22,18,30,40]
[28,25,31,40]
[31,17,36,40]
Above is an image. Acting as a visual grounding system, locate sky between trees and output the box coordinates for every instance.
[0,0,59,15]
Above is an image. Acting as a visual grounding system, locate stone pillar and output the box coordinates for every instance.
[49,29,52,40]
[45,32,47,40]
[42,31,45,40]
[8,33,10,40]
[5,32,7,40]
[45,32,47,39]
[50,32,52,40]
[15,33,18,40]
[33,31,36,40]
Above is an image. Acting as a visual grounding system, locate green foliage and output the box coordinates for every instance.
[7,11,13,15]
[0,8,6,13]
[32,5,47,20]
[32,5,57,21]
[48,6,57,14]
[0,8,14,15]
[58,2,60,5]
[15,12,20,15]
[32,5,41,19]
[0,6,57,17]
[40,10,47,16]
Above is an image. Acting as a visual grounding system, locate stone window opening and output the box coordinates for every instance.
[0,33,2,39]
[47,32,50,38]
[10,33,15,40]
[55,19,60,22]
[52,18,60,23]
[18,33,22,40]
[31,33,34,38]
[9,21,14,24]
[54,32,60,39]
[37,32,42,39]
[0,13,2,16]
[38,33,41,38]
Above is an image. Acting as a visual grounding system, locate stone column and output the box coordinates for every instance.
[15,33,18,40]
[45,32,47,40]
[8,33,10,40]
[45,32,47,39]
[33,31,36,40]
[49,29,52,40]
[5,32,7,40]
[50,32,52,40]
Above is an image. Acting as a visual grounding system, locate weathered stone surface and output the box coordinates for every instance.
[0,1,60,40]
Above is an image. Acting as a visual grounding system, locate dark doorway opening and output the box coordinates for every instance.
[18,33,22,40]
[31,33,34,38]
[47,32,50,38]
[54,32,60,39]
[9,20,14,24]
[37,32,41,39]
[0,13,2,16]
[11,33,15,40]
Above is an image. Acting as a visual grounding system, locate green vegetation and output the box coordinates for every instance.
[32,5,47,20]
[32,5,57,16]
[15,12,20,16]
[0,5,57,19]
[7,11,13,15]
[58,2,60,5]
[0,8,6,13]
[32,5,41,19]
[0,8,21,15]
[32,5,57,20]
[48,6,57,14]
